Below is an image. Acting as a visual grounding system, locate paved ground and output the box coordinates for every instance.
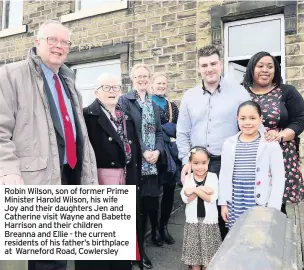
[67,205,186,270]
[140,205,186,270]
[69,186,186,270]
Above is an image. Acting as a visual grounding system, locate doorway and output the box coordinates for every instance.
[224,14,285,85]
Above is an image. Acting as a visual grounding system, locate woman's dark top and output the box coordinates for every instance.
[118,91,164,159]
[153,96,181,186]
[248,84,304,203]
[157,98,179,125]
[118,91,165,197]
[83,99,142,187]
[83,99,144,266]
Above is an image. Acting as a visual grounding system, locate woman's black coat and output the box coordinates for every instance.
[80,98,144,269]
[83,99,142,186]
[118,91,165,171]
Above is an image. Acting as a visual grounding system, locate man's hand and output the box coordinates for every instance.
[0,174,24,185]
[221,205,229,222]
[181,162,191,185]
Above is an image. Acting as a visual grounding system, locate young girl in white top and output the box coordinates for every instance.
[219,101,285,230]
[181,146,222,270]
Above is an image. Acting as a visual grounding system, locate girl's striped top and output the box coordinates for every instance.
[228,135,260,229]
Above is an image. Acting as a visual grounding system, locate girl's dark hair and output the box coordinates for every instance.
[243,51,283,89]
[237,100,262,117]
[189,146,210,161]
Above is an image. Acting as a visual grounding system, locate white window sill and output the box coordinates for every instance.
[61,1,128,23]
[0,25,27,38]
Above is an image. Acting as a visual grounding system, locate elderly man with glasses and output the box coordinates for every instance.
[0,20,98,270]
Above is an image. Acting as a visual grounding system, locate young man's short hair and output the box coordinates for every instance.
[197,45,221,59]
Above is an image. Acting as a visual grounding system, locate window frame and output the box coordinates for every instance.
[65,44,130,93]
[224,14,286,82]
[0,0,26,38]
[2,0,24,30]
[70,59,123,107]
[71,58,122,90]
[2,0,9,30]
[61,0,128,23]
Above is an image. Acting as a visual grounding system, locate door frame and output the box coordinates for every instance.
[223,14,286,82]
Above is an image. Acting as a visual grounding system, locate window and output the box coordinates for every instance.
[61,0,128,23]
[2,0,23,29]
[76,0,121,12]
[71,59,122,108]
[224,14,285,84]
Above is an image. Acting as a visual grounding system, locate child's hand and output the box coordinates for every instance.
[200,186,214,195]
[184,188,195,197]
[221,205,229,222]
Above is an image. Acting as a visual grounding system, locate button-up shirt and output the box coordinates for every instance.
[41,63,77,164]
[176,76,251,165]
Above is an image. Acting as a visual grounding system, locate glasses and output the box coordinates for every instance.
[41,37,72,48]
[97,85,122,92]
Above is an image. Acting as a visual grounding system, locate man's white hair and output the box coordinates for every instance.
[96,73,122,88]
[36,20,72,40]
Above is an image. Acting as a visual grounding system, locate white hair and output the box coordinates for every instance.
[36,20,72,40]
[96,73,122,88]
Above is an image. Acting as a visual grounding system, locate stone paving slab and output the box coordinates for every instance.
[134,205,186,270]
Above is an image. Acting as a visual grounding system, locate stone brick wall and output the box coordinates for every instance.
[0,1,302,95]
[286,3,304,95]
[131,0,198,102]
[0,0,303,169]
[1,0,304,160]
[0,0,206,103]
[286,1,304,169]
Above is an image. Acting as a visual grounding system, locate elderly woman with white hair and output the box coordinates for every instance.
[78,73,143,270]
[118,64,165,269]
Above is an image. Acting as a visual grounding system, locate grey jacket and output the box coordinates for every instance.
[218,131,285,210]
[0,47,98,185]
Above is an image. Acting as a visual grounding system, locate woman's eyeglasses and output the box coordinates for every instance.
[97,85,122,92]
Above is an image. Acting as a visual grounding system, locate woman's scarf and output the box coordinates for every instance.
[152,94,167,110]
[135,90,158,176]
[98,100,132,164]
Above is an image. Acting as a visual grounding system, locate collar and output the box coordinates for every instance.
[87,98,131,120]
[86,99,102,116]
[152,94,167,108]
[125,89,150,102]
[125,89,137,101]
[27,47,75,81]
[41,62,58,78]
[231,129,266,143]
[202,77,222,95]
